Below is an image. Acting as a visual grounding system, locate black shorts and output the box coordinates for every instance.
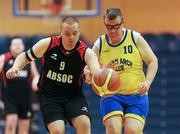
[36,91,91,126]
[3,90,33,119]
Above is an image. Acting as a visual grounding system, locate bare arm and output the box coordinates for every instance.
[137,34,158,94]
[84,48,100,75]
[32,37,51,58]
[137,34,158,84]
[84,40,100,84]
[0,54,5,73]
[6,38,51,79]
[92,45,100,60]
[30,61,39,91]
[30,61,39,78]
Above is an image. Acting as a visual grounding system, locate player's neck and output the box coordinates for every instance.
[62,40,76,51]
[109,30,124,45]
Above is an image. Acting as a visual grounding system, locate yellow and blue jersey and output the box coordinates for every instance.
[99,29,145,95]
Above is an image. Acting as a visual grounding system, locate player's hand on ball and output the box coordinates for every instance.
[92,68,120,96]
[84,66,93,85]
[137,81,151,95]
[6,67,20,79]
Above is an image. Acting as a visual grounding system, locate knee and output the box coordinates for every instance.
[77,119,91,129]
[124,125,143,134]
[48,125,65,134]
[6,121,16,128]
[106,124,121,134]
[6,125,15,131]
[49,128,65,134]
[6,122,16,131]
[6,116,18,129]
[48,120,65,134]
[73,116,91,130]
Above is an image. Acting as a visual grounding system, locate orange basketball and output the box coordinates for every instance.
[92,68,120,96]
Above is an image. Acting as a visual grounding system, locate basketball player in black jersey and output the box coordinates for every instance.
[6,16,100,134]
[0,38,39,134]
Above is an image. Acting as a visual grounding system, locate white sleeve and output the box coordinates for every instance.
[132,31,141,44]
[93,38,101,50]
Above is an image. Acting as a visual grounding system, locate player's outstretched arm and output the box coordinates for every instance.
[6,37,51,79]
[6,52,28,79]
[84,48,100,75]
[0,54,5,73]
[84,38,101,84]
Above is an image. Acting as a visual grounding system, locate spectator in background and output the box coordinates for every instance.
[0,37,39,134]
[85,8,158,134]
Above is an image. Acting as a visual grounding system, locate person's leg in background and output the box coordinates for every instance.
[5,114,18,134]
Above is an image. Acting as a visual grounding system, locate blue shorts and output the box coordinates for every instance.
[100,94,149,124]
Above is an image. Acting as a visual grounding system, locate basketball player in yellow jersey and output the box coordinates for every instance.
[85,8,158,134]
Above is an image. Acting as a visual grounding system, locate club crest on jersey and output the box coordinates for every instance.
[51,53,57,60]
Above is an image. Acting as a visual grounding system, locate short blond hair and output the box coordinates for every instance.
[61,16,79,25]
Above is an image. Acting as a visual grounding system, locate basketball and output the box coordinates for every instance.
[92,68,120,96]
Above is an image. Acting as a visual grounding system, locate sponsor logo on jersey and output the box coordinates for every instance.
[81,107,88,112]
[51,53,57,60]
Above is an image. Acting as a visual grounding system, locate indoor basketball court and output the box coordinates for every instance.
[0,0,180,134]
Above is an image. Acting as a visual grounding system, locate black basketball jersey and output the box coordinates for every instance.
[2,52,31,92]
[38,36,88,97]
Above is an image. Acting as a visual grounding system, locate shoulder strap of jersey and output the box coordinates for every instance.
[130,30,137,46]
[99,34,106,54]
[78,40,88,63]
[5,52,12,63]
[47,36,61,51]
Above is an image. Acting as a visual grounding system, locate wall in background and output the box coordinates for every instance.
[0,0,180,42]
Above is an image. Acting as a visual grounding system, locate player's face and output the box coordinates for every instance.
[61,22,80,50]
[104,16,123,43]
[10,38,25,57]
